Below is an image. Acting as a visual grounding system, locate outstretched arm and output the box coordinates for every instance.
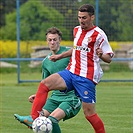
[49,48,73,62]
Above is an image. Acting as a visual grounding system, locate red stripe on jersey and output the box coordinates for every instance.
[67,57,72,70]
[73,27,78,38]
[99,38,104,47]
[74,31,87,75]
[86,30,99,79]
[74,50,81,75]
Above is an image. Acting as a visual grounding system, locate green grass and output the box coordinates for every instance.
[0,73,133,133]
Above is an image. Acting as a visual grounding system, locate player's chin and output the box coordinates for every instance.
[50,47,56,51]
[80,24,85,29]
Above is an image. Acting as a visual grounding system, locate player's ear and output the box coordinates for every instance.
[91,15,95,21]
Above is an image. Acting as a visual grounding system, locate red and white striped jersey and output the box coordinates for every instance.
[67,26,113,84]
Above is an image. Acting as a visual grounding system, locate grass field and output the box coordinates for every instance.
[0,73,132,133]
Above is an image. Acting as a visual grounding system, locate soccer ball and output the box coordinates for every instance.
[32,116,52,133]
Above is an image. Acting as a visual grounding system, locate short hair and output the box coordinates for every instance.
[78,4,95,16]
[45,27,62,38]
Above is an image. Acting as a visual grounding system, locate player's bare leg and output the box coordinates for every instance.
[42,73,67,91]
[82,102,105,133]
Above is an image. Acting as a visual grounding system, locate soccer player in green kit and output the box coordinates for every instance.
[14,27,81,133]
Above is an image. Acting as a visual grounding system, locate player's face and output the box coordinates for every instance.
[78,11,94,30]
[46,33,61,52]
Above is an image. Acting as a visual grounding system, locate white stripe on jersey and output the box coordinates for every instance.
[70,49,76,72]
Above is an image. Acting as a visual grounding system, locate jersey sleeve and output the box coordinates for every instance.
[98,32,114,57]
[101,39,114,57]
[73,27,79,38]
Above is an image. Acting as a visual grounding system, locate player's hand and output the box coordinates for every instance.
[49,54,61,62]
[96,47,103,58]
[28,94,36,103]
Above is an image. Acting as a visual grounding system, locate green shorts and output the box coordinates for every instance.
[43,96,81,121]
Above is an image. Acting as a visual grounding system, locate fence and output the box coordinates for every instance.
[1,56,133,83]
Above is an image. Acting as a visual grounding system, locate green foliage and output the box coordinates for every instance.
[0,11,16,40]
[98,0,133,41]
[113,0,133,41]
[0,0,70,40]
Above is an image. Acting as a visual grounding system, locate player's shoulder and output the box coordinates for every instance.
[60,46,71,51]
[95,26,106,35]
[95,26,108,39]
[74,26,81,31]
[42,53,51,62]
[74,25,80,29]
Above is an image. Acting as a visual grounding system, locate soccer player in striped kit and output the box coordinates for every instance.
[29,4,114,133]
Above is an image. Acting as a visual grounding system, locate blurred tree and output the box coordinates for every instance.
[0,0,28,27]
[74,0,132,41]
[0,0,70,40]
[42,0,79,40]
[98,0,133,41]
[0,0,6,27]
[42,0,96,40]
[111,0,133,41]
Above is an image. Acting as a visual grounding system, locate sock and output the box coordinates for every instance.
[48,116,61,133]
[86,113,105,133]
[31,82,49,120]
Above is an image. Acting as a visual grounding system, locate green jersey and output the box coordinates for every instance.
[42,46,75,100]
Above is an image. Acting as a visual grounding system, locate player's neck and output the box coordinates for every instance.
[52,46,60,55]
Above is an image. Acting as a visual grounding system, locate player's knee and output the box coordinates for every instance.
[39,82,50,93]
[41,79,47,85]
[41,79,51,90]
[83,107,96,117]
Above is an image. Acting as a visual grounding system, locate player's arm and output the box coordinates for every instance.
[96,35,114,63]
[49,48,73,62]
[96,47,113,63]
[29,94,36,103]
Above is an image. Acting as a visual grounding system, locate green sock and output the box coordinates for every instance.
[48,116,61,133]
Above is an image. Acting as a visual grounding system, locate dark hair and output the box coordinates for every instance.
[78,4,95,16]
[45,27,62,38]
